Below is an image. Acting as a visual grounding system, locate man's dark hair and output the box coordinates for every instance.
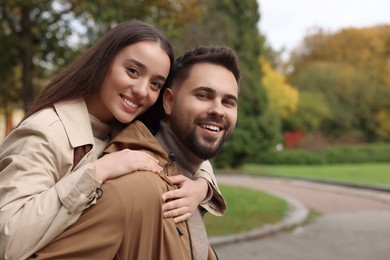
[169,45,240,87]
[142,45,240,132]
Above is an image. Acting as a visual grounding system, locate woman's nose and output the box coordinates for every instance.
[132,80,148,98]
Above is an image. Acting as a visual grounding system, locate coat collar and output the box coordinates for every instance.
[155,121,203,176]
[104,120,168,163]
[54,99,95,148]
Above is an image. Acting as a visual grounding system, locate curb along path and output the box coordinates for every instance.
[209,179,309,247]
[211,174,390,260]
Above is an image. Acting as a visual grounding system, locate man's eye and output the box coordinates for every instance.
[196,93,208,100]
[223,99,236,107]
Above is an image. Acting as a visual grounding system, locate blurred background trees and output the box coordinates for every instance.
[287,26,390,143]
[1,0,389,167]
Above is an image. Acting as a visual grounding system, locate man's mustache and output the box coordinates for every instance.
[195,115,229,130]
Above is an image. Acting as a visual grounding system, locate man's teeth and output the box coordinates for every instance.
[122,97,138,108]
[202,124,220,131]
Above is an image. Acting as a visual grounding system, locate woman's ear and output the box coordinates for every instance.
[163,88,174,116]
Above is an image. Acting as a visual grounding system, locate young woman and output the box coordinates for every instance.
[0,20,222,260]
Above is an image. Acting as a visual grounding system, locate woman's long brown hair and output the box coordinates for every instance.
[23,19,174,126]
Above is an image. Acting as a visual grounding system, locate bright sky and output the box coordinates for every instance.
[257,0,390,58]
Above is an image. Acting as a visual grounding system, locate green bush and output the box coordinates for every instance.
[257,150,326,165]
[252,143,390,165]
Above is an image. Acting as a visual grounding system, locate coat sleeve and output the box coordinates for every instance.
[0,122,102,260]
[193,160,227,216]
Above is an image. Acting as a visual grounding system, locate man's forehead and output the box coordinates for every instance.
[180,63,238,92]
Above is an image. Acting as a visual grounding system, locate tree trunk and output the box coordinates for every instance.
[5,111,13,135]
[21,6,34,113]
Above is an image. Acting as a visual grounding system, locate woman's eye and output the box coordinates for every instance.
[126,67,139,77]
[150,81,162,90]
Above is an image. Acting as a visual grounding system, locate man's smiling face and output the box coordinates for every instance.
[163,62,238,159]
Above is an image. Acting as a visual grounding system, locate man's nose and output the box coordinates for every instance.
[208,100,224,117]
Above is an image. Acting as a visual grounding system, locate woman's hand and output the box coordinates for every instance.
[93,149,162,181]
[161,175,208,223]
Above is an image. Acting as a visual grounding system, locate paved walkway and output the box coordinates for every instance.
[211,174,390,260]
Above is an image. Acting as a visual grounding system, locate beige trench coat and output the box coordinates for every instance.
[0,99,103,260]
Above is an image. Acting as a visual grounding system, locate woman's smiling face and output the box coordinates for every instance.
[87,41,171,124]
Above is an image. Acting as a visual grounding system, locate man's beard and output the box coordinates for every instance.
[185,117,232,160]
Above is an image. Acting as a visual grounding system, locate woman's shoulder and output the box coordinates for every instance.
[16,99,92,146]
[1,107,69,157]
[22,99,88,128]
[22,106,61,128]
[9,107,67,146]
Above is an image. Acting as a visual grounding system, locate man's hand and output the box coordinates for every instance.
[162,175,208,223]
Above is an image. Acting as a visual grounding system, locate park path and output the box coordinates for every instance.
[212,174,390,260]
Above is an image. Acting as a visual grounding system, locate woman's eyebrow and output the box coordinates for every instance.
[126,58,167,81]
[126,58,146,69]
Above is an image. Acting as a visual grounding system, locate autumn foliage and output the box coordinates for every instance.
[285,25,390,142]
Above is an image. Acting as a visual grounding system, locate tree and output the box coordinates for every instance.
[290,25,390,87]
[0,67,22,134]
[287,25,390,142]
[285,91,331,132]
[376,110,390,141]
[0,1,77,112]
[69,0,202,47]
[261,58,299,120]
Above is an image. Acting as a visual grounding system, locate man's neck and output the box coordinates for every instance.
[155,121,203,177]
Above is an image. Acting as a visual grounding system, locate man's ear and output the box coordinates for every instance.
[163,88,174,116]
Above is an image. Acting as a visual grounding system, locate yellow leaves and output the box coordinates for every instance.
[293,25,390,81]
[260,58,299,119]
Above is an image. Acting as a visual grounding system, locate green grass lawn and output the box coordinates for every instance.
[204,184,287,237]
[242,163,390,186]
[207,162,390,237]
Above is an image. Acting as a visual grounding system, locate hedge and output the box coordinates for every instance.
[251,143,390,165]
